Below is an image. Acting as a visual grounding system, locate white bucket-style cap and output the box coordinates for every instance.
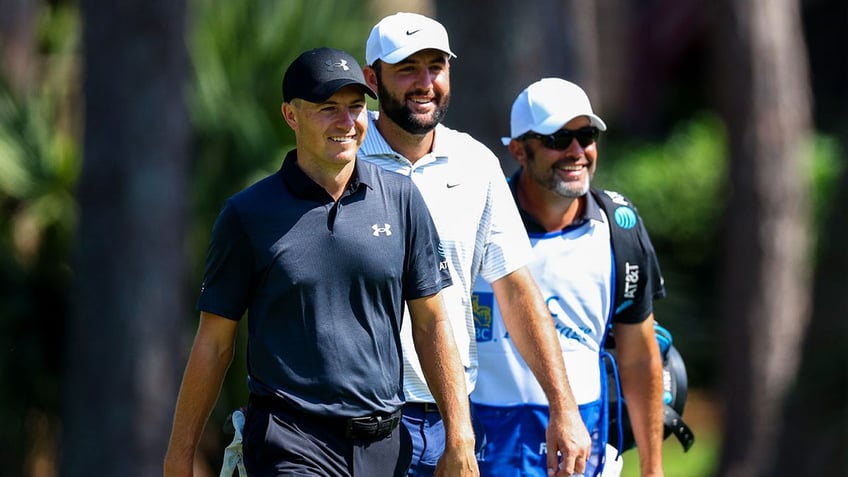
[502,77,607,145]
[366,12,457,66]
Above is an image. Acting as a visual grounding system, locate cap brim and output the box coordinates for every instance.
[590,115,607,131]
[379,46,456,65]
[532,113,607,134]
[303,79,377,103]
[503,113,607,145]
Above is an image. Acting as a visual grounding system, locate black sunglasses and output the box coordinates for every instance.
[520,126,600,150]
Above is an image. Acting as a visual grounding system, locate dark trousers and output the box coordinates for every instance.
[243,398,412,477]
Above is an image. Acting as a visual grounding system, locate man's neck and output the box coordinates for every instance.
[374,113,435,164]
[296,154,355,201]
[516,173,584,232]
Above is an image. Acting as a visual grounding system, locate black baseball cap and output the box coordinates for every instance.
[282,47,376,103]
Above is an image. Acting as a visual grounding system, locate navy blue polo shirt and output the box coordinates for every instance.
[198,150,452,417]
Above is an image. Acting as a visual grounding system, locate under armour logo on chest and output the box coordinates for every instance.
[372,224,392,236]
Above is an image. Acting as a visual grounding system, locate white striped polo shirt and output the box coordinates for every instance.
[359,111,533,402]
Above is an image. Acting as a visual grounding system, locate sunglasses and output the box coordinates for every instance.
[520,126,600,150]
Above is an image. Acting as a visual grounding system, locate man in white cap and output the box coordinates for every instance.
[470,77,667,476]
[359,13,591,477]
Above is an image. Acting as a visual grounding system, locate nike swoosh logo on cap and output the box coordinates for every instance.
[406,29,421,35]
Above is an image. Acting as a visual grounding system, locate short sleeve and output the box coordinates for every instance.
[196,201,254,320]
[402,182,453,300]
[478,163,533,284]
[613,216,666,324]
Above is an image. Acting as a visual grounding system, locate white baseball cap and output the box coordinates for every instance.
[502,77,607,145]
[366,12,457,66]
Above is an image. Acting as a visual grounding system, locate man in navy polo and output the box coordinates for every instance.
[164,47,478,477]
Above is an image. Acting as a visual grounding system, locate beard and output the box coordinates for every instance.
[525,146,591,198]
[376,80,450,135]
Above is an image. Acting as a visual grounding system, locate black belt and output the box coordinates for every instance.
[345,411,402,440]
[249,394,401,440]
[404,401,440,413]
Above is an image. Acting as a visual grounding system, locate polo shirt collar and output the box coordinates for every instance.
[279,149,371,199]
[508,168,604,234]
[360,112,397,158]
[360,111,448,165]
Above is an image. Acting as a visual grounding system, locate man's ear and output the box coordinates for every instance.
[281,102,297,131]
[363,66,378,93]
[508,140,528,168]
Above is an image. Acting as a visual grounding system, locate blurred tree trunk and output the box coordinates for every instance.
[771,136,848,474]
[713,1,813,476]
[434,0,603,174]
[62,1,190,475]
[773,1,848,472]
[0,0,38,93]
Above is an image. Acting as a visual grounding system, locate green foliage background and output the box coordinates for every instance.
[0,0,842,474]
[0,3,79,470]
[597,114,840,389]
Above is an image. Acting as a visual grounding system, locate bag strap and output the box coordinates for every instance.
[664,405,696,451]
[590,189,649,319]
[594,189,696,453]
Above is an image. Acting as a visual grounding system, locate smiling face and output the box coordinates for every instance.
[368,49,450,135]
[282,84,368,169]
[515,115,598,199]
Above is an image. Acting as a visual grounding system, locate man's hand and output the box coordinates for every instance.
[435,440,479,477]
[545,406,591,477]
[491,269,592,475]
[165,312,238,477]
